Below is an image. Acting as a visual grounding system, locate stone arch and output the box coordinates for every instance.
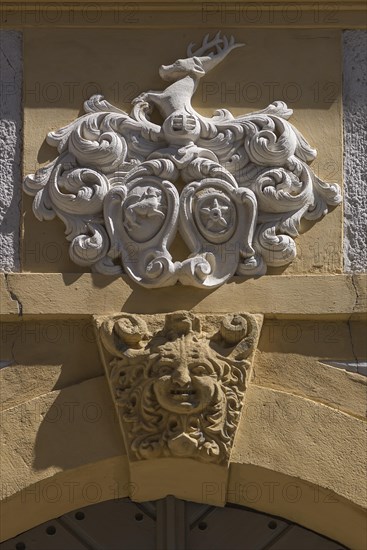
[1,372,364,548]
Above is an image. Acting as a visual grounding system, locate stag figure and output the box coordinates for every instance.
[133,32,244,145]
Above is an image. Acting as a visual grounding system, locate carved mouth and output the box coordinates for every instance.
[154,376,216,413]
[170,388,197,402]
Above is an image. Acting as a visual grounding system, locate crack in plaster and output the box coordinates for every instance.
[3,273,23,316]
[0,46,15,73]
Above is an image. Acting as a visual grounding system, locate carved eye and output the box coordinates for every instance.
[152,362,175,377]
[158,366,174,376]
[191,365,208,376]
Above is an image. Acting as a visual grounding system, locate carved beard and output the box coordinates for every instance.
[111,355,246,464]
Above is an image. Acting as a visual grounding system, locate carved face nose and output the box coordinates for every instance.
[171,365,191,386]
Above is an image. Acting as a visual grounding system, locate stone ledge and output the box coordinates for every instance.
[0,273,366,318]
[2,3,366,29]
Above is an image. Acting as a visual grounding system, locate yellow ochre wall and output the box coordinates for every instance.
[0,2,366,548]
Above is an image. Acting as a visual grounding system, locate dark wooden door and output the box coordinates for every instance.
[0,497,347,550]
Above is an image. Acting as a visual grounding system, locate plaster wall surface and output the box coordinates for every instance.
[0,31,22,272]
[0,14,366,549]
[343,30,367,273]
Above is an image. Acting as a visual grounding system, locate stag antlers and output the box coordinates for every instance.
[187,31,244,59]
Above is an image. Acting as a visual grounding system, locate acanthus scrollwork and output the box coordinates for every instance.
[96,312,262,465]
[24,32,342,288]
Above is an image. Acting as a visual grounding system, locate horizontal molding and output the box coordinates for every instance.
[1,3,366,29]
[1,273,366,318]
[3,1,365,7]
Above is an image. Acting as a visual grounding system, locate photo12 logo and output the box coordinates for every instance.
[1,3,140,25]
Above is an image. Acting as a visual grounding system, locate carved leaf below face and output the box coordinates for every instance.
[99,312,260,465]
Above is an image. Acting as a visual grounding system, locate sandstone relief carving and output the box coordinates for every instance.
[24,32,341,287]
[95,312,262,465]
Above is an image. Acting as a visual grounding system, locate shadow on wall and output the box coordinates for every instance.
[1,318,126,471]
[32,374,124,472]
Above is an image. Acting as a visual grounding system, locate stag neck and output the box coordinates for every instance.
[197,54,226,74]
[156,75,197,118]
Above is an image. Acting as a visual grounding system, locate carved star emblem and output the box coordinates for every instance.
[200,199,230,230]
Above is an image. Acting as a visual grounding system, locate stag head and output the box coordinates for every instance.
[188,32,244,72]
[159,32,245,82]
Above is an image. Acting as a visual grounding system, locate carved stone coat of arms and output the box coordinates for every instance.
[24,33,341,288]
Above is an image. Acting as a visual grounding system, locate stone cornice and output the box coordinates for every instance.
[1,273,366,318]
[1,2,366,29]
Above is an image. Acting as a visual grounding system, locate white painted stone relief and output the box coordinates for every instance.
[24,33,342,287]
[95,311,262,464]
